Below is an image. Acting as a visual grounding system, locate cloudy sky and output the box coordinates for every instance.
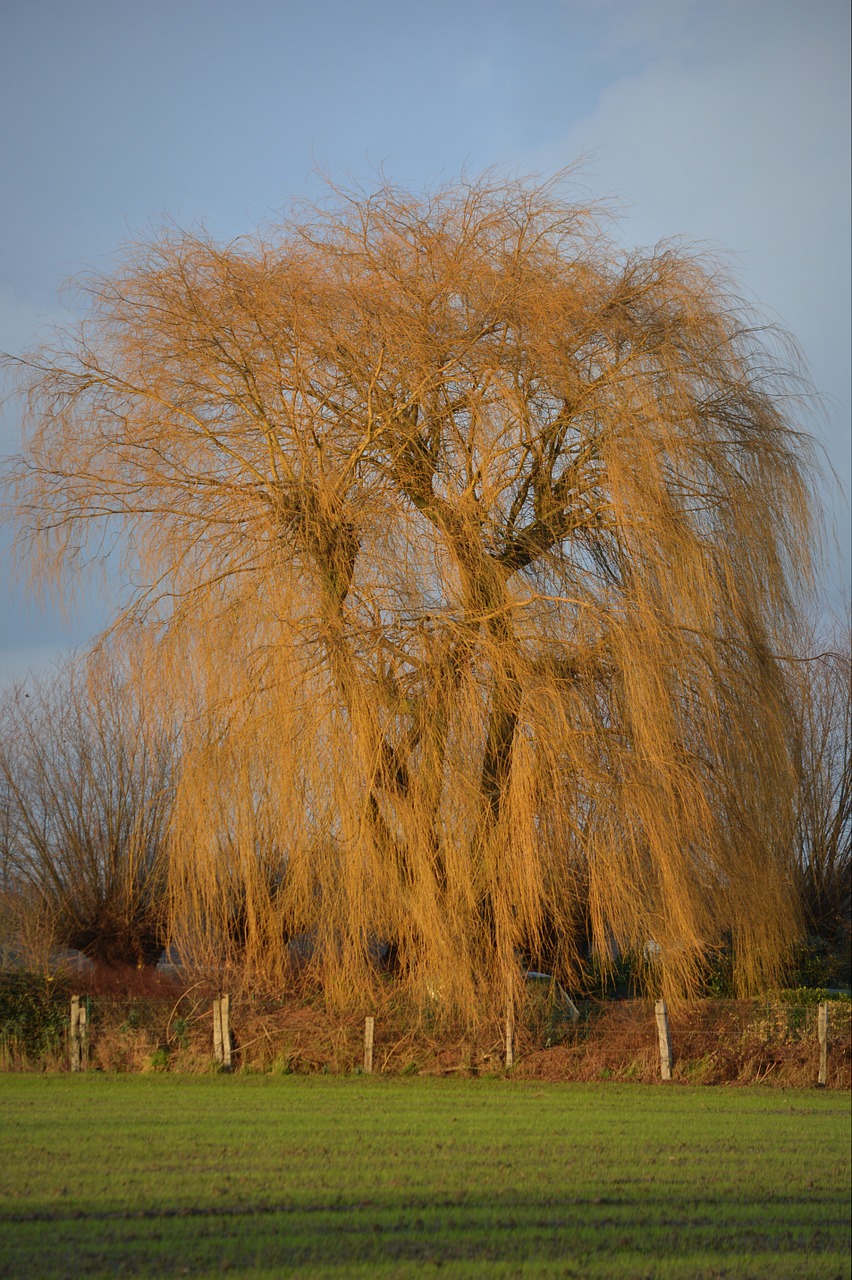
[1,0,849,680]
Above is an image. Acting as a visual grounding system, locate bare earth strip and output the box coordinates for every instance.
[0,1076,849,1278]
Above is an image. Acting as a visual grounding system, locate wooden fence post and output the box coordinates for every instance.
[220,994,231,1069]
[213,997,222,1063]
[505,996,515,1070]
[70,995,80,1072]
[80,998,88,1071]
[655,999,672,1081]
[69,995,87,1072]
[213,995,232,1069]
[818,1002,829,1087]
[364,1016,375,1074]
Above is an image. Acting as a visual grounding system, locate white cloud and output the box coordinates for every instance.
[508,0,850,611]
[529,2,849,558]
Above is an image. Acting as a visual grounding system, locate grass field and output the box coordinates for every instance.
[0,1076,849,1279]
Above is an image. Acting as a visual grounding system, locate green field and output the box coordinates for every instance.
[0,1076,849,1279]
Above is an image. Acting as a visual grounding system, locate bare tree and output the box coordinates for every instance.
[4,175,822,1008]
[0,644,175,968]
[789,630,851,985]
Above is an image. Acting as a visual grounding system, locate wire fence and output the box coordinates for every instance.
[1,978,849,1086]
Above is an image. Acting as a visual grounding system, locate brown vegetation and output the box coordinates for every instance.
[3,972,847,1087]
[4,174,825,1015]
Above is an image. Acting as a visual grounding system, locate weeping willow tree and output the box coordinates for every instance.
[5,175,820,1010]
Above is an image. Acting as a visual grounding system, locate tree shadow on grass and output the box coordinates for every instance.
[1,1189,849,1278]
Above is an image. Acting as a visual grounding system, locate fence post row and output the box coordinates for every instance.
[69,995,88,1072]
[56,991,837,1083]
[818,1001,829,1087]
[655,999,673,1081]
[213,994,232,1069]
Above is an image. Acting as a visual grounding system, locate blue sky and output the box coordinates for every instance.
[1,0,849,679]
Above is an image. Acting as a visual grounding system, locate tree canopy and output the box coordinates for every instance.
[5,175,822,1010]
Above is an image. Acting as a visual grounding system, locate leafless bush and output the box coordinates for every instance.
[0,641,176,967]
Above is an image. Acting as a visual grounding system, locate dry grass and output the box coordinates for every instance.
[514,999,851,1088]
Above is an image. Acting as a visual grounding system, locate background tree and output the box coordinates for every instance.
[788,629,851,987]
[5,176,821,1010]
[0,643,175,968]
